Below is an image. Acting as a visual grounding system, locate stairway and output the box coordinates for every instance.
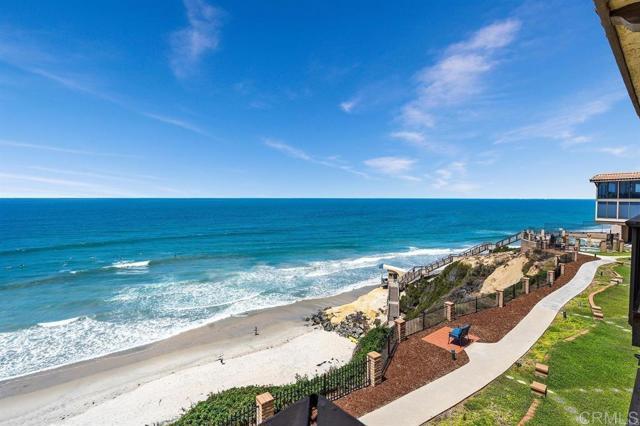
[397,231,523,289]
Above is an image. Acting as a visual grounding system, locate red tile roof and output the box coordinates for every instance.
[590,172,640,182]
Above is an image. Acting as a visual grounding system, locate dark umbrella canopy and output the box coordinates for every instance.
[263,394,364,426]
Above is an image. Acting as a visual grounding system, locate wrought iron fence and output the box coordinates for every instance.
[218,401,257,426]
[503,283,516,303]
[477,293,497,310]
[403,306,446,338]
[453,291,499,318]
[405,316,423,335]
[380,328,399,375]
[454,298,477,316]
[272,357,369,414]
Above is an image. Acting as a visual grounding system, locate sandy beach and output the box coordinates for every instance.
[0,285,377,426]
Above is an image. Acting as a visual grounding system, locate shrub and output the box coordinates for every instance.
[400,261,474,319]
[353,326,391,361]
[174,385,275,425]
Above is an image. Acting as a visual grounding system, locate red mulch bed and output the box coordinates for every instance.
[335,254,595,417]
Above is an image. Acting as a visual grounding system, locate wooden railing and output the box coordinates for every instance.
[397,231,523,288]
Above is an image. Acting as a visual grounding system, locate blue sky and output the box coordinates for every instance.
[0,0,638,198]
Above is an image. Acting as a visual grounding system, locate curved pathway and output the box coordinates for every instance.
[361,257,614,426]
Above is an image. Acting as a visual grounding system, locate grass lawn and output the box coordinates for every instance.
[431,259,636,425]
[596,251,631,257]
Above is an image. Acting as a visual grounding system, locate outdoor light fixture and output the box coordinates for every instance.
[450,349,456,361]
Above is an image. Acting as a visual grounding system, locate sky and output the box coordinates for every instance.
[0,0,638,198]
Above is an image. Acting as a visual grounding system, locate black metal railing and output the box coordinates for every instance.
[272,357,369,414]
[380,329,399,375]
[404,306,446,338]
[453,292,499,318]
[218,402,257,426]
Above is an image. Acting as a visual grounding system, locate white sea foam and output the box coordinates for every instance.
[109,260,150,269]
[1,245,456,380]
[37,316,83,328]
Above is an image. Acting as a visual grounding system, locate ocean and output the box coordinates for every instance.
[0,198,599,380]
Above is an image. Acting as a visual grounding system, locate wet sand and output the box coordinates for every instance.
[0,284,378,425]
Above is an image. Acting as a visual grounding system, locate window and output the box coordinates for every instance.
[597,182,607,198]
[597,201,618,219]
[598,201,607,218]
[620,181,640,199]
[620,202,630,219]
[597,182,618,199]
[618,202,640,219]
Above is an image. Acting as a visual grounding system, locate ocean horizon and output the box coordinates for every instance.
[0,198,603,380]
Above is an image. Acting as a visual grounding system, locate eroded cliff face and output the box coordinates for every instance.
[400,249,555,319]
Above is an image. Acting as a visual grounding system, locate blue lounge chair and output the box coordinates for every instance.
[448,324,471,346]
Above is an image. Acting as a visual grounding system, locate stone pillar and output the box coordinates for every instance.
[618,240,625,252]
[547,270,555,286]
[497,290,504,308]
[599,240,607,253]
[444,301,455,321]
[559,263,566,276]
[573,249,578,262]
[367,351,382,387]
[256,392,274,424]
[523,277,530,294]
[394,318,406,342]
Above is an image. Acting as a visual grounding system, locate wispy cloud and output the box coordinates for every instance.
[429,161,476,192]
[363,156,420,181]
[338,78,406,114]
[598,146,631,157]
[0,172,93,187]
[495,92,625,146]
[31,67,210,137]
[0,27,211,138]
[475,150,499,166]
[389,131,425,144]
[388,130,454,154]
[339,98,359,113]
[139,112,211,137]
[0,139,136,158]
[399,19,521,129]
[0,171,143,197]
[170,0,224,78]
[264,138,311,161]
[28,166,159,184]
[264,138,368,178]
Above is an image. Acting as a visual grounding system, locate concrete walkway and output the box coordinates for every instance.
[361,257,613,426]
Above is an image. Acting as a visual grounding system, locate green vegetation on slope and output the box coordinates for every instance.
[352,326,391,362]
[399,261,506,320]
[431,259,635,426]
